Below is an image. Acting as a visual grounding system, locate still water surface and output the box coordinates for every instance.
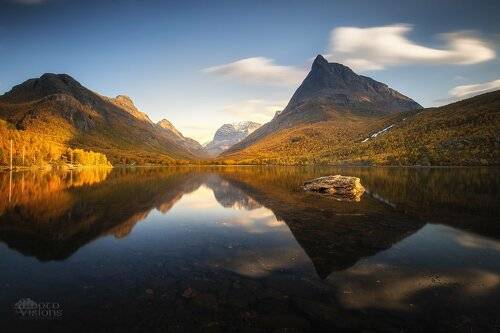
[0,167,499,331]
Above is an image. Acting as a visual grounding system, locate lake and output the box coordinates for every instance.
[0,166,499,332]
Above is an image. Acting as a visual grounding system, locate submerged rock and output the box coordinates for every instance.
[303,175,365,201]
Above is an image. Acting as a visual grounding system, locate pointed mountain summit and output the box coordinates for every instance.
[110,95,153,123]
[157,119,183,138]
[220,54,499,166]
[285,54,422,115]
[223,56,422,156]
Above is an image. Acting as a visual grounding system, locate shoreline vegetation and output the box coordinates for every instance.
[1,128,498,171]
[1,119,112,169]
[1,162,498,172]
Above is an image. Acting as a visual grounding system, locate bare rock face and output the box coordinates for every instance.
[204,121,261,156]
[303,175,365,201]
[286,55,422,114]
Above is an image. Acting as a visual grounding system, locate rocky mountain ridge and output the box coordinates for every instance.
[0,73,204,164]
[204,121,261,156]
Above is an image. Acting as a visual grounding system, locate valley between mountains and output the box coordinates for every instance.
[1,55,498,167]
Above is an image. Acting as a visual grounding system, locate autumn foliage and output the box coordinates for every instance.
[0,119,111,167]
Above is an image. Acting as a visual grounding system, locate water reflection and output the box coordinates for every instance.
[0,168,197,260]
[0,166,499,331]
[1,167,499,270]
[328,224,500,323]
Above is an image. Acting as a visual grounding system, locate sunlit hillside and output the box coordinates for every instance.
[220,91,500,166]
[0,74,203,166]
[0,119,112,168]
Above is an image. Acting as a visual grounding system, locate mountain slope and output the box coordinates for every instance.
[224,55,421,156]
[156,119,206,156]
[0,73,201,164]
[205,121,261,156]
[351,90,500,165]
[221,90,500,165]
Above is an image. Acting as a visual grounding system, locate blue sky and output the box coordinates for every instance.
[1,0,499,142]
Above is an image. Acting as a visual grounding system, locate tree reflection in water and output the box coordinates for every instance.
[0,166,499,331]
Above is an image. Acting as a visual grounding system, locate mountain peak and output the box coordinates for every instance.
[109,95,152,124]
[115,94,133,103]
[204,121,262,156]
[113,95,136,108]
[157,118,173,127]
[312,54,328,67]
[36,73,85,93]
[0,73,93,104]
[284,57,421,114]
[232,121,260,131]
[155,119,205,155]
[39,73,80,84]
[157,119,183,137]
[311,56,355,78]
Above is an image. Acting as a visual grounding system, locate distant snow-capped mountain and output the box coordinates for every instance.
[205,121,261,156]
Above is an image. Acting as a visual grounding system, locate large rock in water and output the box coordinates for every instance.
[303,175,365,201]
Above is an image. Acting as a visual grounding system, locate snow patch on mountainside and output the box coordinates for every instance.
[362,124,395,143]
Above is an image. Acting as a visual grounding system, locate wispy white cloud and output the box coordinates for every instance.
[202,24,496,121]
[221,99,287,124]
[449,79,500,99]
[202,57,306,86]
[326,24,496,71]
[434,78,500,104]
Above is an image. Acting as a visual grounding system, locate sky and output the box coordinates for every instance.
[1,0,499,143]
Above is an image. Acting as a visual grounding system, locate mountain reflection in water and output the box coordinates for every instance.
[0,166,499,332]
